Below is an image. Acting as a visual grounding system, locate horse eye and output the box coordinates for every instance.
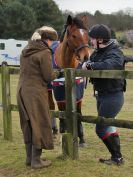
[72,35,76,38]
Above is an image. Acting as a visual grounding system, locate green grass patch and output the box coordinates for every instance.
[116,31,124,39]
[122,48,133,56]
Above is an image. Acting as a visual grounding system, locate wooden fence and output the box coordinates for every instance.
[0,63,133,159]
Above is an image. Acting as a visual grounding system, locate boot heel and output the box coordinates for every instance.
[25,143,32,166]
[31,146,51,169]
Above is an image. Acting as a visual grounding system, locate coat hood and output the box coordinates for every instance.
[21,40,52,57]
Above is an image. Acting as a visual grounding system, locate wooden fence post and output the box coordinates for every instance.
[1,63,12,140]
[62,68,78,159]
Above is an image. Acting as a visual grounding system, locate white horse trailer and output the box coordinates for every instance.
[0,39,28,66]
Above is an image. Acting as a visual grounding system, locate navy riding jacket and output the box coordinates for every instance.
[90,41,125,93]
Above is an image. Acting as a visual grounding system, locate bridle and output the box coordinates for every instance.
[66,28,89,54]
[74,44,89,54]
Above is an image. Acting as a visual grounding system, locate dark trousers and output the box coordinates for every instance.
[95,91,124,139]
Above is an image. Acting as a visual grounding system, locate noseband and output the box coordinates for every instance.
[74,44,89,53]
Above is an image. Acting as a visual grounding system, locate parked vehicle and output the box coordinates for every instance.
[0,39,28,66]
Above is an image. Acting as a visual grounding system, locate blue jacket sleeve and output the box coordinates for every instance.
[91,50,124,70]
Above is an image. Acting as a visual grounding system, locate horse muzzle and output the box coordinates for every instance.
[77,50,90,64]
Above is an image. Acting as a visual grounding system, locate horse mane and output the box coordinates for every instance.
[60,25,67,42]
[73,17,87,30]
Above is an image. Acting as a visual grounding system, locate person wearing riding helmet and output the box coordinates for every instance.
[17,26,63,169]
[83,24,125,165]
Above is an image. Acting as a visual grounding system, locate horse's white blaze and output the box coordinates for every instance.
[88,51,91,58]
[79,29,84,36]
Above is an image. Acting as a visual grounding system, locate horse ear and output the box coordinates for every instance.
[81,15,89,29]
[66,15,73,25]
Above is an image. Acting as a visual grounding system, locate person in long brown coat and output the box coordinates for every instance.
[17,26,62,169]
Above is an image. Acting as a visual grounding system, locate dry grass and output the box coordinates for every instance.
[0,64,133,177]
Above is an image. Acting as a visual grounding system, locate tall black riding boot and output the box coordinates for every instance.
[99,135,124,165]
[77,108,85,146]
[31,146,52,169]
[25,143,32,166]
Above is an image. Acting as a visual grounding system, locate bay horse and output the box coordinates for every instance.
[49,15,91,145]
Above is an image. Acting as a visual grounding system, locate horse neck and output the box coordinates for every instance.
[58,34,79,68]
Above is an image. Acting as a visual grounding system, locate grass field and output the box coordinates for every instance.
[0,62,133,177]
[123,48,133,56]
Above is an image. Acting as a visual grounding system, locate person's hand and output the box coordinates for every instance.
[86,62,93,70]
[82,61,88,70]
[57,69,64,78]
[82,60,93,70]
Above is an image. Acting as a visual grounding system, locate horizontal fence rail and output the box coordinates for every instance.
[9,105,133,129]
[75,69,133,79]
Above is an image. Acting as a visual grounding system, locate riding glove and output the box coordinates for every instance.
[82,60,93,70]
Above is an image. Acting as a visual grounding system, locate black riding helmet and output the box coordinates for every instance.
[89,24,111,43]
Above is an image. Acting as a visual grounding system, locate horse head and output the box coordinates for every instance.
[55,15,91,68]
[65,15,90,64]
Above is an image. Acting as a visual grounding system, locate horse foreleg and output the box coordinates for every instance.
[77,101,85,145]
[48,90,58,134]
[57,101,85,145]
[57,102,66,133]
